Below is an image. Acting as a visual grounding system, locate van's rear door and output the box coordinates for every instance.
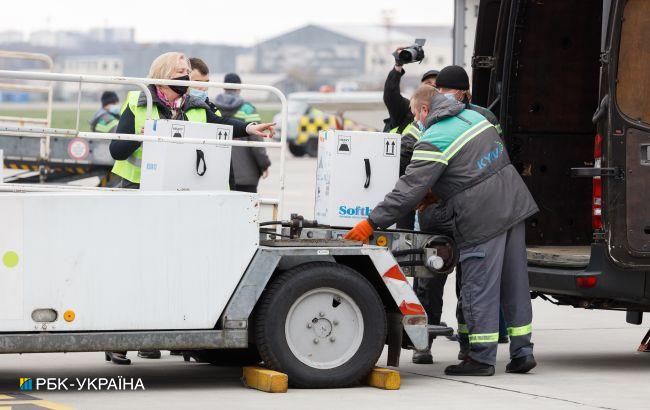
[605,0,650,267]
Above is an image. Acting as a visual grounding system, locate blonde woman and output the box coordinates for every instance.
[109,52,274,188]
[105,53,274,365]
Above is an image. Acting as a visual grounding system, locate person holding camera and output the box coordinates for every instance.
[383,42,438,140]
[382,41,446,365]
[384,42,439,217]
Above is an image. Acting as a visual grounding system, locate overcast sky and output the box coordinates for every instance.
[3,0,454,46]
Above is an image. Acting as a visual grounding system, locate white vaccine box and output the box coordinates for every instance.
[315,130,401,227]
[140,119,232,191]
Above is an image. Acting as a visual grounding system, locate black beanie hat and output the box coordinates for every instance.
[435,65,470,90]
[101,91,119,106]
[224,73,241,84]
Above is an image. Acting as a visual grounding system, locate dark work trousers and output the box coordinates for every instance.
[233,184,258,193]
[457,258,509,346]
[456,222,534,365]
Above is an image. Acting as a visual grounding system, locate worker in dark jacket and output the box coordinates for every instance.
[90,91,120,133]
[410,65,507,364]
[346,85,538,376]
[213,73,271,193]
[383,57,438,134]
[435,65,501,134]
[426,64,509,360]
[109,52,274,190]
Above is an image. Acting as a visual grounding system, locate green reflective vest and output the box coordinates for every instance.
[390,122,422,140]
[233,102,261,123]
[111,91,207,184]
[215,102,261,123]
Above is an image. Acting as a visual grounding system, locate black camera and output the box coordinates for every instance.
[395,39,426,65]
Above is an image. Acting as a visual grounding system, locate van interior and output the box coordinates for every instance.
[476,0,603,267]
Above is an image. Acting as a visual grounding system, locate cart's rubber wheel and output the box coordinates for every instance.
[255,262,387,388]
[189,348,261,366]
[288,142,306,157]
[305,138,319,157]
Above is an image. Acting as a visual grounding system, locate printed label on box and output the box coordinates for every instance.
[216,128,231,140]
[383,138,398,157]
[171,124,185,138]
[337,136,351,154]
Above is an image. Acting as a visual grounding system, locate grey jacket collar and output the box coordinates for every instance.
[423,94,465,128]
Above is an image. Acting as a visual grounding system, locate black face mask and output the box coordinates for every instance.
[169,75,190,96]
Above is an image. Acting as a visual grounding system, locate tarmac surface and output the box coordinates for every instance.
[0,151,648,409]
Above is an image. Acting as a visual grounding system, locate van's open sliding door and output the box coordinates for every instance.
[607,0,650,267]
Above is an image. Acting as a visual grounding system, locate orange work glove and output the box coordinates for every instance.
[344,220,374,243]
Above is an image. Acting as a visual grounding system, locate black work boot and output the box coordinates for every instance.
[105,352,131,365]
[412,349,434,364]
[445,358,495,376]
[506,355,537,373]
[138,350,162,359]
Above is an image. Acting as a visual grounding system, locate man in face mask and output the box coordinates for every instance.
[90,91,120,133]
[346,85,538,376]
[435,65,501,134]
[189,57,217,112]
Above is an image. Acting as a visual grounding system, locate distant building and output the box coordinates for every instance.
[122,43,242,79]
[88,28,135,43]
[235,53,256,74]
[324,25,413,76]
[255,25,365,80]
[254,24,453,90]
[30,30,85,49]
[0,27,246,101]
[0,31,24,44]
[59,56,124,100]
[211,73,289,102]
